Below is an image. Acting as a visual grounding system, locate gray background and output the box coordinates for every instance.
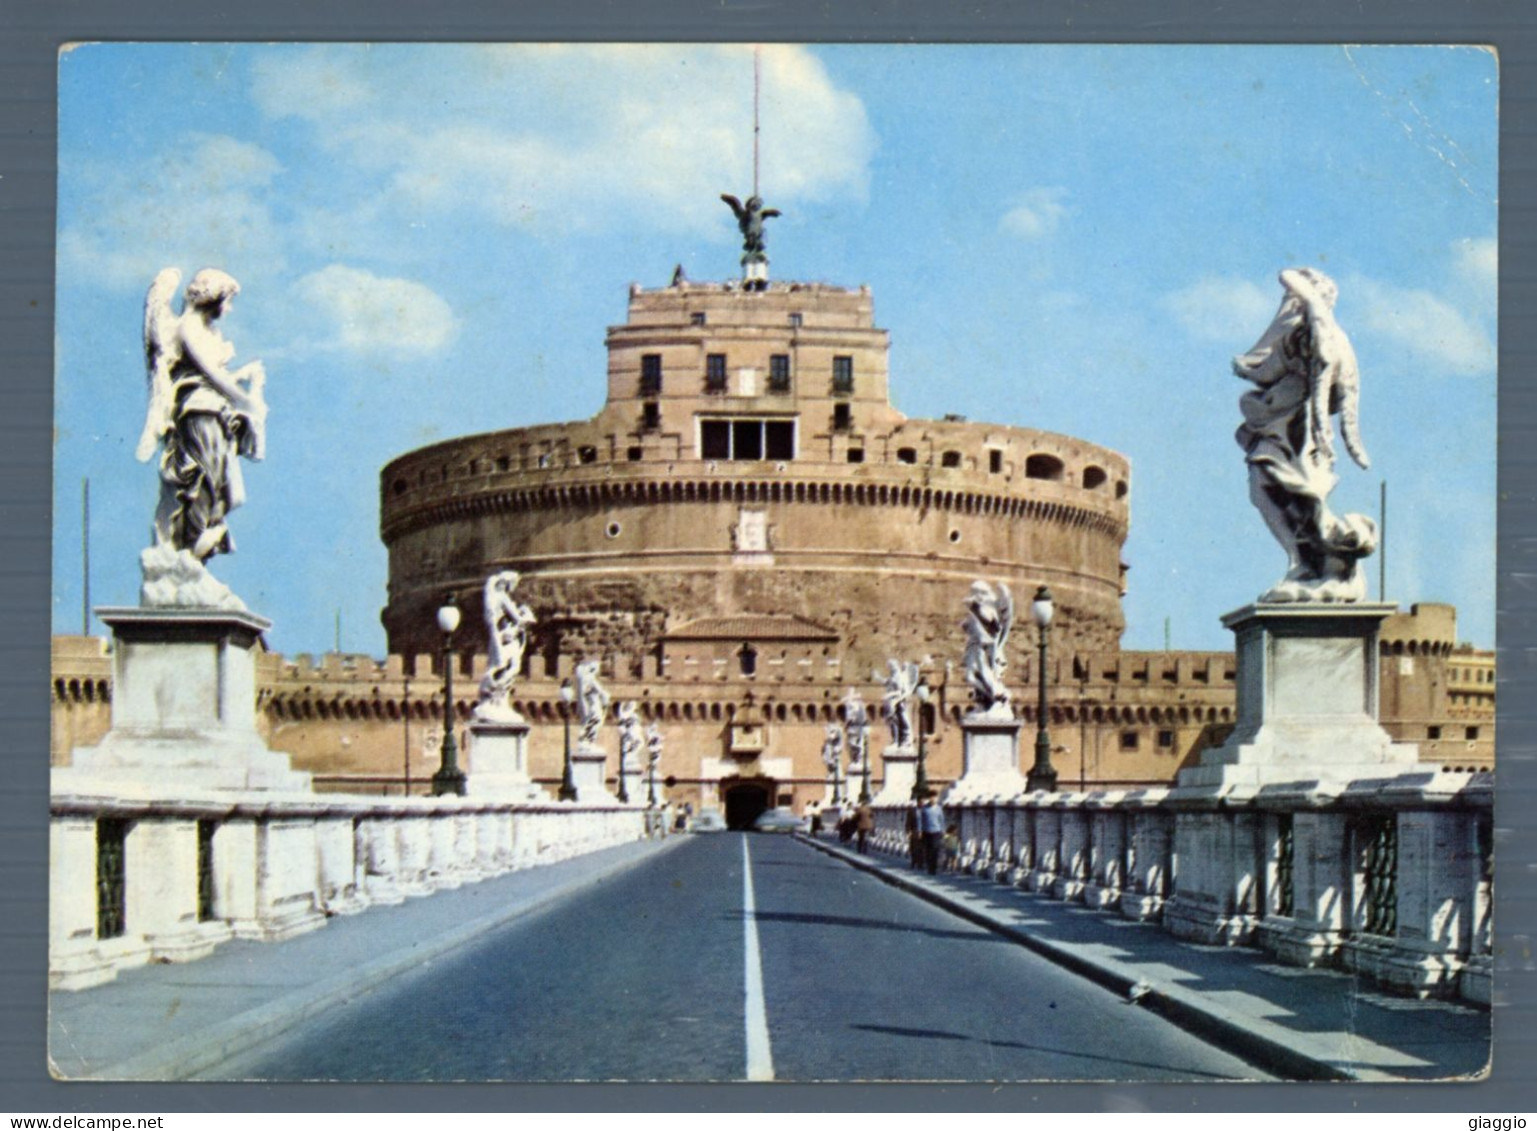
[2,0,1530,1114]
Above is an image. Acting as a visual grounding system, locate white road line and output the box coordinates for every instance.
[741,836,776,1082]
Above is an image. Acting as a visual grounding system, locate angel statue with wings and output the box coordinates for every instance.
[474,570,537,722]
[962,580,1014,716]
[877,659,922,749]
[139,268,268,564]
[720,193,781,290]
[1232,267,1377,603]
[573,659,611,748]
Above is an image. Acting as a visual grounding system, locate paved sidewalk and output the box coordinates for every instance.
[800,834,1490,1083]
[49,835,684,1081]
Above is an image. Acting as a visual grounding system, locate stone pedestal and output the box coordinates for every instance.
[63,607,310,793]
[570,743,612,801]
[1173,603,1417,798]
[872,745,916,804]
[465,717,546,801]
[947,711,1027,801]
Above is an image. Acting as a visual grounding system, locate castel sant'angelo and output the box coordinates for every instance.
[52,204,1495,827]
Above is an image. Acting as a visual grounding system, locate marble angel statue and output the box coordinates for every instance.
[139,268,268,563]
[616,701,643,783]
[1233,267,1377,602]
[842,689,869,767]
[877,659,921,749]
[961,580,1013,714]
[474,571,537,721]
[820,722,844,773]
[573,659,611,747]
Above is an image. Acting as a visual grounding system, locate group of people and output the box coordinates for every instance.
[906,793,957,875]
[811,793,961,874]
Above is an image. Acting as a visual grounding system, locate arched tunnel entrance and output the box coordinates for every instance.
[721,776,774,830]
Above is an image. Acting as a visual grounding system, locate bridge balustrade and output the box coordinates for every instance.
[50,793,649,992]
[862,768,1491,1005]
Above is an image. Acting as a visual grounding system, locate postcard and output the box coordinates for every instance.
[48,43,1496,1083]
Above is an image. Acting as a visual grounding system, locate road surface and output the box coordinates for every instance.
[207,833,1269,1082]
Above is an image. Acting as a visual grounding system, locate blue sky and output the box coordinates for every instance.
[53,43,1498,656]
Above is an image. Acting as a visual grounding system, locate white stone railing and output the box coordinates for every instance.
[869,768,1492,1005]
[50,791,650,992]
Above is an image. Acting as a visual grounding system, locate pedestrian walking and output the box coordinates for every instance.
[943,823,961,873]
[917,793,945,875]
[854,800,875,855]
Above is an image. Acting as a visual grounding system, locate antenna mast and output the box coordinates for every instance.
[753,45,761,197]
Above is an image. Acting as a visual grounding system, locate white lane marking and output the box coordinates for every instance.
[741,836,776,1081]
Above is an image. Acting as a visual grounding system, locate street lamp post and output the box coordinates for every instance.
[430,597,466,797]
[911,680,932,801]
[1027,585,1059,793]
[858,712,873,804]
[558,679,578,802]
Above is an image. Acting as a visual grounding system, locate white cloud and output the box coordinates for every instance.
[1160,277,1276,343]
[1350,276,1494,377]
[1452,236,1497,292]
[248,44,873,236]
[59,134,286,291]
[999,188,1069,240]
[291,265,457,355]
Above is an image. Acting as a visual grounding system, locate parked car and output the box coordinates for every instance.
[689,810,728,833]
[752,808,810,834]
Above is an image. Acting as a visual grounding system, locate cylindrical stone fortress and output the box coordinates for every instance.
[380,279,1130,680]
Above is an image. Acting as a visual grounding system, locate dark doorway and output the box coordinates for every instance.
[722,778,773,830]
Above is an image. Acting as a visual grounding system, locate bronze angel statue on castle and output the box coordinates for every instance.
[1233,266,1376,603]
[140,267,268,564]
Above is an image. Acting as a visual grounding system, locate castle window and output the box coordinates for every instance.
[706,354,728,393]
[700,418,797,461]
[642,401,661,431]
[765,420,795,460]
[988,449,1003,474]
[1466,726,1481,741]
[1120,731,1139,751]
[640,354,662,395]
[768,354,791,393]
[897,447,917,464]
[846,448,865,464]
[701,420,731,460]
[941,450,961,469]
[691,312,706,327]
[496,456,510,472]
[733,420,763,461]
[832,356,854,395]
[1428,725,1442,740]
[627,445,643,462]
[1157,729,1175,749]
[1083,465,1108,490]
[789,313,803,329]
[739,644,758,676]
[605,521,622,539]
[393,478,408,496]
[832,403,852,431]
[1025,454,1065,481]
[1115,480,1129,499]
[578,446,598,464]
